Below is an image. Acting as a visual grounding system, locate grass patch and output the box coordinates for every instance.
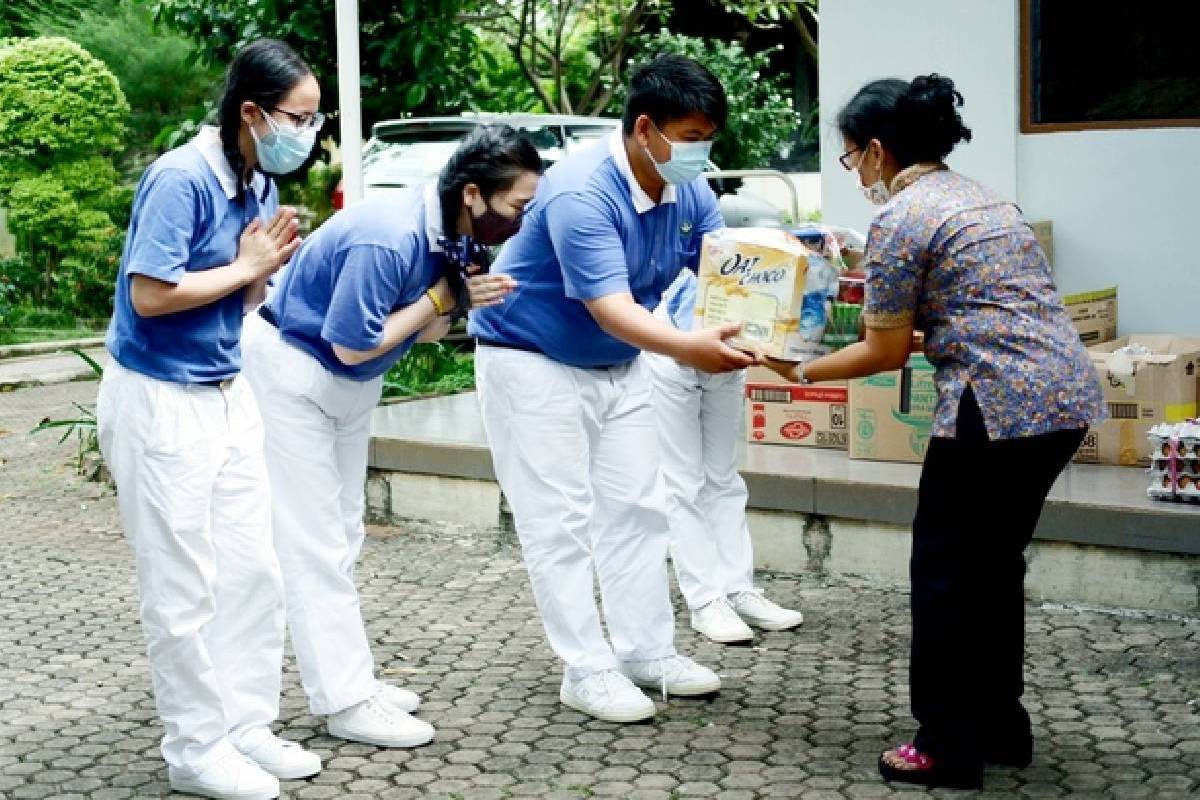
[0,327,105,346]
[382,341,475,399]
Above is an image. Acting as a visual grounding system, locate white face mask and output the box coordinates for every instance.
[859,175,891,206]
[854,148,891,206]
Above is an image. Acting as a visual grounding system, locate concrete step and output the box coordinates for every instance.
[368,392,1200,613]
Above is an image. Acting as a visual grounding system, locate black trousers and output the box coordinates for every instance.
[909,388,1085,766]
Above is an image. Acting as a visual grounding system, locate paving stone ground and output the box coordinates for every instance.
[1,381,1198,799]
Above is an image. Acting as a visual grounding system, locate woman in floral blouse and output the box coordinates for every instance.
[767,74,1105,789]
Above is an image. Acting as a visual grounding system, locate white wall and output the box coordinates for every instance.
[1017,129,1200,335]
[818,1,1200,335]
[819,0,1018,238]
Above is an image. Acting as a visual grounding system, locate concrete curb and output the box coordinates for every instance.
[0,347,106,392]
[0,337,105,360]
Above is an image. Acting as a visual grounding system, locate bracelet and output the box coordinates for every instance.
[795,362,812,385]
[425,287,447,316]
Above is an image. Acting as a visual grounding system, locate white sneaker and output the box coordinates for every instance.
[619,655,721,699]
[690,597,754,644]
[560,669,656,723]
[729,589,804,630]
[374,682,421,714]
[168,752,280,800]
[327,694,435,748]
[235,728,321,780]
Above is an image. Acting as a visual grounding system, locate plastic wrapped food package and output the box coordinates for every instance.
[1146,420,1200,503]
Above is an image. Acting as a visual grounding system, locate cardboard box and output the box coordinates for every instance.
[1088,335,1200,423]
[848,354,937,463]
[1029,220,1053,266]
[1072,422,1156,467]
[745,366,848,449]
[1074,335,1200,466]
[695,228,822,361]
[1063,286,1118,346]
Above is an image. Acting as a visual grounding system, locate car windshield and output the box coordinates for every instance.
[362,121,618,189]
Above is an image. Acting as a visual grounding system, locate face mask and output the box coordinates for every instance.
[648,121,712,185]
[859,176,891,206]
[852,147,891,206]
[471,201,523,246]
[250,109,316,176]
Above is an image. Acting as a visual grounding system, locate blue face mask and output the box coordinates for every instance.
[250,109,316,176]
[648,121,713,185]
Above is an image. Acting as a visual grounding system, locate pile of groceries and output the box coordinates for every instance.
[692,224,866,363]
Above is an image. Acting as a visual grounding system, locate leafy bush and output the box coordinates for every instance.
[382,342,475,399]
[29,0,221,175]
[0,36,129,319]
[621,32,799,170]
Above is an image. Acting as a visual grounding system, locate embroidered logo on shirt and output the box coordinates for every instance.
[680,221,694,235]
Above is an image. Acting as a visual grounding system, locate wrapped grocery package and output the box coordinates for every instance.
[693,227,837,362]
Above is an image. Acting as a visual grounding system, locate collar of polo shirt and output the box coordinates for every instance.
[194,125,270,202]
[609,129,677,215]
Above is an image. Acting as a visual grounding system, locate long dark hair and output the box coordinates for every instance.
[836,73,973,167]
[217,38,312,196]
[436,124,542,309]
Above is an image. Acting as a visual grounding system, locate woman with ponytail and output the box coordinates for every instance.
[97,39,323,799]
[241,124,539,749]
[764,74,1105,789]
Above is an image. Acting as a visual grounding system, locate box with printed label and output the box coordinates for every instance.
[1073,335,1200,466]
[848,354,937,463]
[695,228,825,362]
[744,366,847,449]
[1063,286,1118,346]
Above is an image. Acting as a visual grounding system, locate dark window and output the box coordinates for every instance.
[1022,0,1200,131]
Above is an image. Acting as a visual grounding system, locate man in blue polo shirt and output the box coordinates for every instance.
[469,55,754,723]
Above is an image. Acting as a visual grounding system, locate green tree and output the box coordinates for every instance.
[30,0,221,175]
[153,0,481,134]
[619,31,798,169]
[0,37,130,316]
[0,0,87,38]
[462,0,669,115]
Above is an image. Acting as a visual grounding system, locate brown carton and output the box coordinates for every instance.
[745,366,848,449]
[1074,335,1200,466]
[848,354,937,463]
[1063,286,1118,346]
[1029,219,1053,266]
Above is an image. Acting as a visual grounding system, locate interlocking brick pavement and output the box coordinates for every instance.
[1,381,1198,798]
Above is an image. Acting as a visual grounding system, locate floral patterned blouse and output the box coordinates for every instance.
[861,166,1106,440]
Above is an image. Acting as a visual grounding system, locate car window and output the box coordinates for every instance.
[362,119,621,187]
[363,140,464,186]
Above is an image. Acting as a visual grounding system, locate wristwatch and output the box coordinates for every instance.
[795,362,812,385]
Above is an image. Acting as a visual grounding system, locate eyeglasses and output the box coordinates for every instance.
[269,107,325,132]
[838,147,863,170]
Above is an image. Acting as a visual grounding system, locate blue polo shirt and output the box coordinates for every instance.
[106,127,275,383]
[468,131,724,368]
[263,187,443,381]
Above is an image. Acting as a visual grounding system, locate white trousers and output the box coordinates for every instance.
[475,345,677,677]
[644,352,755,610]
[96,359,284,776]
[241,313,384,715]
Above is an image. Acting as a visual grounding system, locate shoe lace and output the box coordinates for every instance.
[580,669,624,703]
[649,655,694,703]
[734,588,769,612]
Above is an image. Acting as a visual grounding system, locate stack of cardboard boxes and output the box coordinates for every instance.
[745,285,1200,468]
[744,355,937,465]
